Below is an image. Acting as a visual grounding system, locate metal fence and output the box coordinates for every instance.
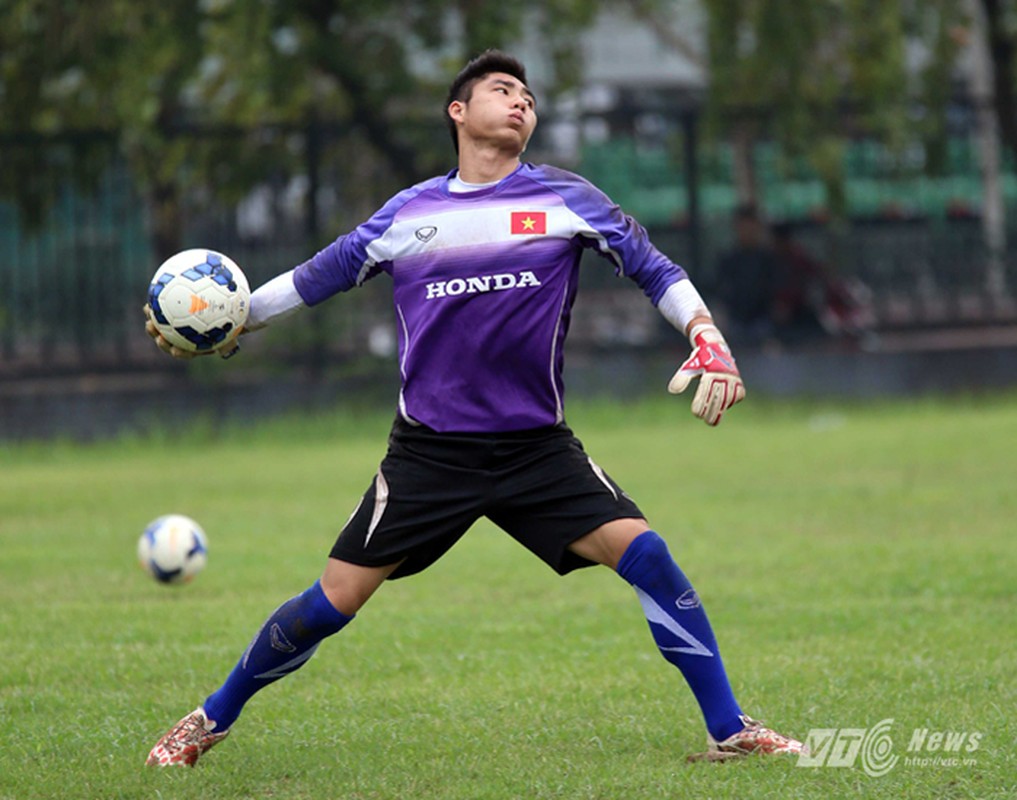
[2,126,1016,381]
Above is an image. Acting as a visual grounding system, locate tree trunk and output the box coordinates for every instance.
[731,122,758,209]
[148,180,184,263]
[981,0,1017,163]
[969,0,1007,295]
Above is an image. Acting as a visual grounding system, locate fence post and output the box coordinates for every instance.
[305,114,325,379]
[681,108,701,275]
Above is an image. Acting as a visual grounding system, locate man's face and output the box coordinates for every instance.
[451,72,537,154]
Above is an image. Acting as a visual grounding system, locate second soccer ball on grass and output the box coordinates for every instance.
[138,514,209,585]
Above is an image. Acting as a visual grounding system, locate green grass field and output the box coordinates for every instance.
[1,395,1013,799]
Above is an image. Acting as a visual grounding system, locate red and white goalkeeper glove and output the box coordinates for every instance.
[668,322,745,426]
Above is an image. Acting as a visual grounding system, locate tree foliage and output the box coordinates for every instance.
[0,0,601,255]
[700,0,967,214]
[2,0,1004,242]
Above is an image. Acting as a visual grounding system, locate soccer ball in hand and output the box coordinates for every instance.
[147,249,250,353]
[138,514,209,584]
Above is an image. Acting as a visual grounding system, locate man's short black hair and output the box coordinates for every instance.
[444,49,530,154]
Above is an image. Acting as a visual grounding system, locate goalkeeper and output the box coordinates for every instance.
[145,49,804,767]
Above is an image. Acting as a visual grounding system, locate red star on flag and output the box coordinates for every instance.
[510,211,547,235]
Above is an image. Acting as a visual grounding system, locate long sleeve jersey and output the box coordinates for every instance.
[293,162,688,433]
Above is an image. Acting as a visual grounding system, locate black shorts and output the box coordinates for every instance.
[329,418,644,579]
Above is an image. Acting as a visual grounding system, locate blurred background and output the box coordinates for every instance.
[2,0,1016,440]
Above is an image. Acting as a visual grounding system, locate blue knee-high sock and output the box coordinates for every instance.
[616,531,744,741]
[202,580,353,731]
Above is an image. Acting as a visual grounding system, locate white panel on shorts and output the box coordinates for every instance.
[586,456,618,501]
[364,469,390,548]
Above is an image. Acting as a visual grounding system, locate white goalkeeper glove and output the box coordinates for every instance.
[668,322,745,426]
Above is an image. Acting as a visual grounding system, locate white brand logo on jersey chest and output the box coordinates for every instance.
[425,270,542,299]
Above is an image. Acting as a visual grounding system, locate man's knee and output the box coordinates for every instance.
[319,557,402,616]
[568,517,650,569]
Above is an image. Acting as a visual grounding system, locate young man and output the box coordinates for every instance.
[145,50,805,768]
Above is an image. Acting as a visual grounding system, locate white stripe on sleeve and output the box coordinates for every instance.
[656,279,712,335]
[246,269,305,331]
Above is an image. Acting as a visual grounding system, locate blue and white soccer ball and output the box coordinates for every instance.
[138,514,209,585]
[147,249,250,353]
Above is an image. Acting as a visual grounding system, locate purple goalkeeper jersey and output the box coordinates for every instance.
[293,162,688,432]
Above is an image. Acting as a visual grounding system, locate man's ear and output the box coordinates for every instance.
[448,100,465,124]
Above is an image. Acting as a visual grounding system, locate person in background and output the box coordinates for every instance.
[771,221,874,346]
[713,204,782,347]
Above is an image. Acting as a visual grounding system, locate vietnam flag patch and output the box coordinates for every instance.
[510,211,547,235]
